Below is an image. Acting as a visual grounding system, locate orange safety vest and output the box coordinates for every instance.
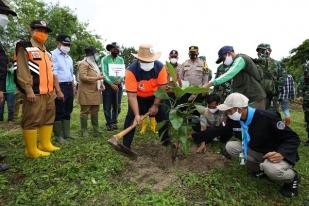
[14,42,54,94]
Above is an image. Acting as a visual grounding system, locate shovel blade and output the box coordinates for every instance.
[107,137,137,159]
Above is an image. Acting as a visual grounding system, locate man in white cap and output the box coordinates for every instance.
[218,92,300,197]
[122,44,170,150]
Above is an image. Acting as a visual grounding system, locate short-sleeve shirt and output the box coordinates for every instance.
[125,60,167,97]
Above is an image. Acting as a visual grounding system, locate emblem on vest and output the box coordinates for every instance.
[31,51,41,60]
[138,82,145,90]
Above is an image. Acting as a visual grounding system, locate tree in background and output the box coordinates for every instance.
[283,39,309,82]
[120,46,137,67]
[0,0,104,62]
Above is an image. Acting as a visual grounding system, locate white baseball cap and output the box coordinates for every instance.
[217,93,249,111]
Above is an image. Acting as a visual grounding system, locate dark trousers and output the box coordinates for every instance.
[102,83,123,126]
[0,93,15,121]
[305,111,309,139]
[55,83,74,121]
[123,96,169,148]
[192,119,241,144]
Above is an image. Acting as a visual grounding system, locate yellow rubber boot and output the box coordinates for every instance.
[140,118,147,134]
[23,129,50,158]
[38,125,60,152]
[150,117,157,133]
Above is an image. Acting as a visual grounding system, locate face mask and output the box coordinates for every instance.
[140,62,154,71]
[224,55,233,66]
[189,53,197,60]
[228,109,242,121]
[60,46,70,54]
[33,31,48,44]
[170,58,178,64]
[208,108,218,114]
[0,14,9,29]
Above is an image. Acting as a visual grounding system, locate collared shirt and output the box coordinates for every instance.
[51,48,74,83]
[101,55,125,84]
[179,58,209,86]
[200,109,226,130]
[278,74,295,100]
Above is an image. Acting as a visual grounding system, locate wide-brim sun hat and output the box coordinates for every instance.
[131,44,161,62]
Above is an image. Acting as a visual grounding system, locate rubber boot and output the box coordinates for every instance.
[23,129,50,158]
[80,116,89,138]
[38,125,60,152]
[149,117,157,133]
[91,114,100,137]
[140,118,147,134]
[53,121,66,144]
[63,120,73,139]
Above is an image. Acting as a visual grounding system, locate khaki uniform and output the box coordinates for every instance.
[179,59,209,86]
[166,64,182,89]
[16,39,56,129]
[77,59,101,116]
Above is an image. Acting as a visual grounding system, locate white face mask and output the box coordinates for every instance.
[170,58,178,64]
[228,109,242,121]
[0,14,9,29]
[60,46,70,54]
[224,55,233,66]
[208,108,218,114]
[140,62,154,71]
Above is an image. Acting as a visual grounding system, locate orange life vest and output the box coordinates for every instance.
[14,41,54,94]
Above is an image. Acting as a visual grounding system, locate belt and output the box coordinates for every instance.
[60,82,73,86]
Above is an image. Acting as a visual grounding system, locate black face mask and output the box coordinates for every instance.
[189,53,197,60]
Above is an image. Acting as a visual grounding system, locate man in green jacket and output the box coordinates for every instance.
[204,46,266,110]
[101,42,125,131]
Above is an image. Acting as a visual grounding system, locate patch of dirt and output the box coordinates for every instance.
[289,102,303,111]
[123,140,228,192]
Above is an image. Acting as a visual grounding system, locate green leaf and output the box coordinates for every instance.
[195,105,207,114]
[156,120,168,131]
[183,86,208,94]
[179,135,189,155]
[169,109,183,129]
[172,86,185,98]
[154,88,169,100]
[166,61,177,84]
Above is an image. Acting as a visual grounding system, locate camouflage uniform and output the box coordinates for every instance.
[255,43,287,111]
[213,64,231,102]
[297,61,309,143]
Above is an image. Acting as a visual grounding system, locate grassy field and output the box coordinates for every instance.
[0,98,308,206]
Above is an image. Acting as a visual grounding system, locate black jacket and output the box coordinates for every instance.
[0,42,7,92]
[248,109,300,165]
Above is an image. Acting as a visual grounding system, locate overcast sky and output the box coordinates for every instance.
[48,0,309,72]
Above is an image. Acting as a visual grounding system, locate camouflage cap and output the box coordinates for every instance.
[256,43,271,51]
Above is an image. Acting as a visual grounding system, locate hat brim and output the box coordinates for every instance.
[131,52,161,62]
[0,6,17,16]
[217,104,233,111]
[31,25,52,33]
[216,56,224,64]
[106,44,120,52]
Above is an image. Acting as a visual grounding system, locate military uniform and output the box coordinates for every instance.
[255,44,287,110]
[213,64,231,101]
[297,61,309,144]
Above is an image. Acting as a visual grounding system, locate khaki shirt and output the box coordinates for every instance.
[200,109,226,131]
[179,58,209,86]
[166,63,182,88]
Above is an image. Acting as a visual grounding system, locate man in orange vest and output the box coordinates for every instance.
[15,20,64,158]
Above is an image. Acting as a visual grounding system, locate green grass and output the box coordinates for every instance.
[0,99,308,206]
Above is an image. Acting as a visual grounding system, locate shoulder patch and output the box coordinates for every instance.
[276,121,286,130]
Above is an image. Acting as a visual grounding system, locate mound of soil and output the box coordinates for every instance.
[123,140,228,192]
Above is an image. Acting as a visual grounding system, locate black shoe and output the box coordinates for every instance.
[220,144,231,159]
[250,170,266,178]
[106,125,113,131]
[0,163,9,172]
[304,140,309,146]
[279,172,300,197]
[112,124,118,130]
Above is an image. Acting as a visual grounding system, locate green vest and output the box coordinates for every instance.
[232,54,266,103]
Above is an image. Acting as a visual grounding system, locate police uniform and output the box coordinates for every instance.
[123,59,170,148]
[15,20,60,158]
[297,61,309,144]
[179,46,209,87]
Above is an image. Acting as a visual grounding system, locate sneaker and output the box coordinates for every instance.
[250,170,265,178]
[0,163,9,172]
[279,171,300,197]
